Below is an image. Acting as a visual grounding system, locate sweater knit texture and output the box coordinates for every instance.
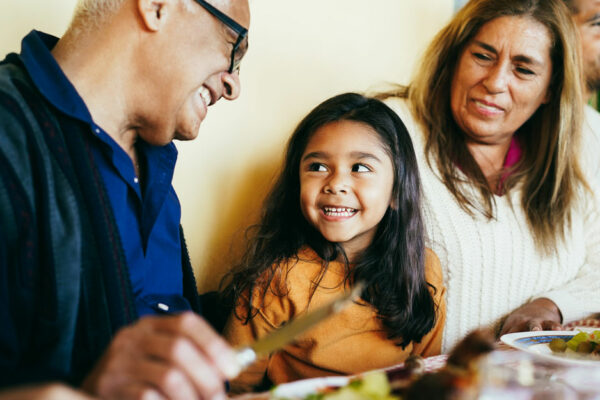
[223,247,446,393]
[386,97,600,353]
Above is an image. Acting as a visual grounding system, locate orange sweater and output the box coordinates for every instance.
[223,247,446,393]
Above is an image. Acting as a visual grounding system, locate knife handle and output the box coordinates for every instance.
[235,346,257,371]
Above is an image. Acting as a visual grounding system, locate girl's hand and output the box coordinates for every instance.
[499,298,563,336]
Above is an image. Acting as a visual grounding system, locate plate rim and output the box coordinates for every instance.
[271,375,350,399]
[500,330,600,367]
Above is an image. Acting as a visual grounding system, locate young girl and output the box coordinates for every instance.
[222,93,445,393]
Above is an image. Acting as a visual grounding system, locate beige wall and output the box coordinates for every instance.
[0,1,78,49]
[1,0,453,293]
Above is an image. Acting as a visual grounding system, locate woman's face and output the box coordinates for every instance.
[450,16,553,146]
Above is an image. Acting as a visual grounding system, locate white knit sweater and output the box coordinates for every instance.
[386,98,600,353]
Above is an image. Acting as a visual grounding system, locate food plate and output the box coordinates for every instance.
[271,376,350,399]
[270,355,449,399]
[500,330,600,367]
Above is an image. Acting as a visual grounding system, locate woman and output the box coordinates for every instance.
[382,0,600,352]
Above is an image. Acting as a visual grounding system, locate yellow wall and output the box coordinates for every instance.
[1,0,453,293]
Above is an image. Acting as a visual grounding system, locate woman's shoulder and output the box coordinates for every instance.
[383,96,426,151]
[581,105,600,186]
[382,96,414,124]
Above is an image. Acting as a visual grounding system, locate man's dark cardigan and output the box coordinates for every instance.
[0,54,201,388]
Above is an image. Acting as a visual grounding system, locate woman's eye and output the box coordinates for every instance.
[352,164,370,172]
[308,163,327,172]
[516,67,535,76]
[473,52,491,61]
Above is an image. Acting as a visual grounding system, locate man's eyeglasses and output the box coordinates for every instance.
[193,0,248,73]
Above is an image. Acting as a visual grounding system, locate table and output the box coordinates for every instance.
[232,319,600,399]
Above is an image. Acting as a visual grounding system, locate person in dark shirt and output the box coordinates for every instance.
[0,0,249,398]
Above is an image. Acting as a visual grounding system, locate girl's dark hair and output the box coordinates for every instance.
[223,92,437,346]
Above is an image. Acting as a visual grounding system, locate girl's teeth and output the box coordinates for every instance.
[323,207,357,217]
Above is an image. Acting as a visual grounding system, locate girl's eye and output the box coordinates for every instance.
[352,164,371,172]
[308,163,327,172]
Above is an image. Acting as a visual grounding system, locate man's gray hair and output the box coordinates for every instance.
[72,0,126,26]
[70,0,201,31]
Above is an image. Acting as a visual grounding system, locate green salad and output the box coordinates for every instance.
[549,330,600,357]
[300,371,399,400]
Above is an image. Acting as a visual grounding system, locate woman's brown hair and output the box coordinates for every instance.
[385,0,586,252]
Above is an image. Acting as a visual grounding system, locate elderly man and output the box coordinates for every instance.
[565,0,600,146]
[0,0,249,399]
[566,0,600,101]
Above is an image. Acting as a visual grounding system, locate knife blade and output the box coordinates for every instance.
[234,281,365,371]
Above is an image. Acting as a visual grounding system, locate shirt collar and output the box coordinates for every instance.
[19,30,179,167]
[496,135,523,195]
[20,30,94,124]
[454,135,523,196]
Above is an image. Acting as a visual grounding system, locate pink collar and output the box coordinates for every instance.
[497,135,522,195]
[455,136,523,196]
[503,135,522,170]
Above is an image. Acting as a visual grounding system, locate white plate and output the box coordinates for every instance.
[270,376,350,399]
[500,330,600,367]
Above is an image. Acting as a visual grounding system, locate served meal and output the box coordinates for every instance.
[269,326,600,400]
[549,330,600,359]
[277,330,495,400]
[299,371,399,400]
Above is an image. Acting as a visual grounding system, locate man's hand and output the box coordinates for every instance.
[0,384,95,400]
[499,298,563,336]
[82,312,241,400]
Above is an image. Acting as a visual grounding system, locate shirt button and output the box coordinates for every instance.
[134,177,139,184]
[94,128,100,134]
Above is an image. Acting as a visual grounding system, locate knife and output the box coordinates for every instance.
[234,281,365,371]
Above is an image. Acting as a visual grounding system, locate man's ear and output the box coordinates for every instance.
[138,0,170,32]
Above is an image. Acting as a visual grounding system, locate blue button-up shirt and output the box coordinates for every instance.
[19,30,191,317]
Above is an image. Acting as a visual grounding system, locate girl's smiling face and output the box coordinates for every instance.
[299,120,395,261]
